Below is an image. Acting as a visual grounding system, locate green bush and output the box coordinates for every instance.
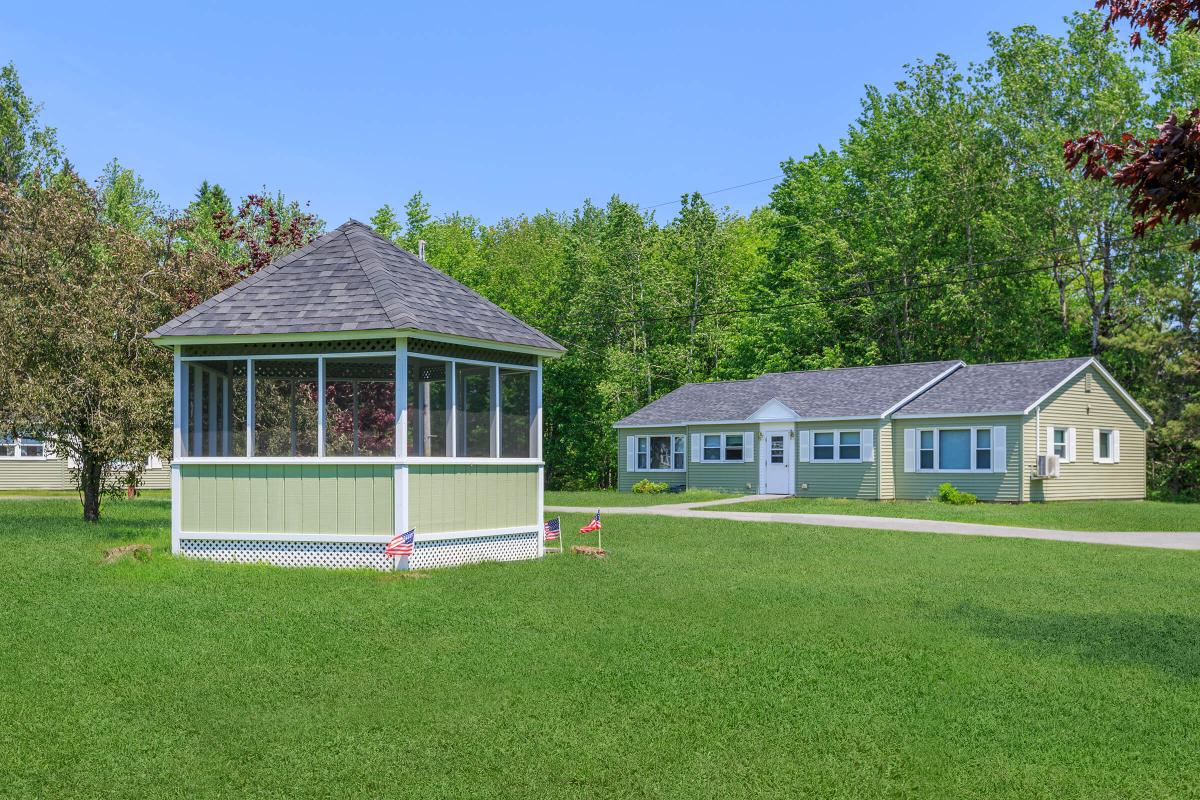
[938,482,977,505]
[632,478,669,494]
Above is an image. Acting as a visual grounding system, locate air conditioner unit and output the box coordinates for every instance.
[1036,454,1060,478]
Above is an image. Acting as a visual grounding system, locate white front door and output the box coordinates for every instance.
[761,426,793,495]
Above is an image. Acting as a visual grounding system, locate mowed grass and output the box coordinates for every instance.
[545,488,737,507]
[718,496,1200,532]
[2,499,1200,798]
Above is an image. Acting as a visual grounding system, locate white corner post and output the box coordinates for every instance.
[535,357,544,558]
[447,357,457,457]
[316,356,326,458]
[491,365,501,458]
[171,347,183,555]
[395,337,410,570]
[246,357,256,457]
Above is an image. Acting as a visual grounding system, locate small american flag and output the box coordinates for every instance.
[544,517,561,541]
[580,510,602,534]
[385,528,415,557]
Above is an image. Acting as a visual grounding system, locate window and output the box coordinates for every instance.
[724,434,744,461]
[325,357,396,456]
[408,358,448,456]
[254,359,319,457]
[500,368,534,458]
[919,430,934,469]
[1052,428,1067,459]
[455,363,493,457]
[0,437,45,458]
[633,435,685,471]
[838,431,861,461]
[702,434,722,461]
[915,427,997,472]
[813,430,862,462]
[975,428,991,470]
[770,435,785,464]
[185,360,248,457]
[1097,428,1115,463]
[813,432,835,461]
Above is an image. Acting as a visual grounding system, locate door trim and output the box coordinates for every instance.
[759,424,795,495]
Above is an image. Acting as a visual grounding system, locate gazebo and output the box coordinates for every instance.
[149,220,564,570]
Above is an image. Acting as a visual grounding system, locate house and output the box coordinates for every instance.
[147,220,564,569]
[0,441,170,491]
[614,357,1151,502]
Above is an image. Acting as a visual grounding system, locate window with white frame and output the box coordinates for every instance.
[0,436,46,458]
[1095,428,1116,463]
[1052,428,1067,459]
[700,433,745,462]
[633,434,685,471]
[916,427,996,472]
[812,430,862,462]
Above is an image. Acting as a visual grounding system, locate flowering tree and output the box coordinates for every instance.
[1064,1,1200,248]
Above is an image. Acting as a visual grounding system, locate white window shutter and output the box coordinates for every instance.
[744,431,754,462]
[1066,428,1076,463]
[903,428,916,472]
[690,433,701,463]
[796,430,811,462]
[1046,426,1054,456]
[1093,429,1100,463]
[1113,429,1120,463]
[626,436,637,472]
[861,428,874,462]
[992,426,1007,473]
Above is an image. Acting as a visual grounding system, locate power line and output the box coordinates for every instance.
[642,174,784,210]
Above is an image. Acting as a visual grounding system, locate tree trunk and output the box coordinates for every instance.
[80,453,103,522]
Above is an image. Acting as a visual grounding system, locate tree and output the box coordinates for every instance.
[1064,1,1200,248]
[402,191,431,251]
[370,203,402,242]
[0,177,230,520]
[96,158,164,237]
[0,62,61,188]
[182,180,237,260]
[216,190,324,271]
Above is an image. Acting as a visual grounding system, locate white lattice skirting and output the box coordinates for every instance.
[179,531,540,571]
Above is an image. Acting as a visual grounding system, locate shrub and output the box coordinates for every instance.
[632,479,668,494]
[938,482,977,505]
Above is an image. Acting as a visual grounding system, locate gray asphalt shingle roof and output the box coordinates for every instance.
[894,357,1093,415]
[150,220,564,351]
[615,360,963,426]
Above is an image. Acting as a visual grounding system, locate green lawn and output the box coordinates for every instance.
[545,488,738,507]
[3,500,1199,798]
[0,488,170,498]
[713,496,1200,532]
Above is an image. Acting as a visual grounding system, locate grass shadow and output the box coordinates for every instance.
[955,603,1200,680]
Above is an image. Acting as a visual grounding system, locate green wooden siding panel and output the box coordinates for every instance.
[1025,365,1148,501]
[179,463,393,534]
[408,464,538,533]
[792,420,883,499]
[891,416,1023,501]
[686,424,758,493]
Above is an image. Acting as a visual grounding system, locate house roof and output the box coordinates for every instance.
[149,220,564,353]
[614,360,963,426]
[893,356,1093,416]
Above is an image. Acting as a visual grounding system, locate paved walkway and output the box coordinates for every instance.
[545,496,1200,551]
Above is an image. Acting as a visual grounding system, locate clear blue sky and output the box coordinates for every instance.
[3,1,1085,226]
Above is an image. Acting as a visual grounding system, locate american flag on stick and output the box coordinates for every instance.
[580,510,601,534]
[385,528,416,558]
[544,517,561,541]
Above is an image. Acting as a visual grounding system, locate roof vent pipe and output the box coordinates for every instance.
[418,240,426,261]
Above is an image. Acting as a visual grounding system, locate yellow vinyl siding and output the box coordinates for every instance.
[0,458,71,489]
[1025,365,1148,501]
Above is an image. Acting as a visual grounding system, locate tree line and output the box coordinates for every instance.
[0,11,1196,521]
